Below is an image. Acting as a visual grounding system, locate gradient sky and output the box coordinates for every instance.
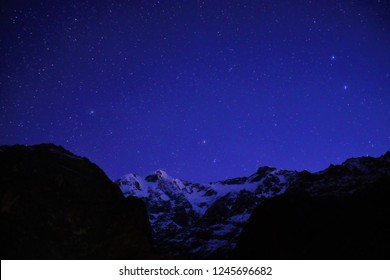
[1,0,390,183]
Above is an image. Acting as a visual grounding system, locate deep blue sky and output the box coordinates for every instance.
[1,0,389,183]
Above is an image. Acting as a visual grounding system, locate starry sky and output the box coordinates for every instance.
[1,0,390,183]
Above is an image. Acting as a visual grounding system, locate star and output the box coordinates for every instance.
[1,0,389,184]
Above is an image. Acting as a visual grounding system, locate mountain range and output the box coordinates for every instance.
[117,152,390,259]
[116,167,297,258]
[1,144,389,259]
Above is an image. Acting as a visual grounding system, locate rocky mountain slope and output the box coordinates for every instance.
[235,152,390,259]
[0,144,153,259]
[118,152,390,259]
[2,143,388,259]
[116,167,298,258]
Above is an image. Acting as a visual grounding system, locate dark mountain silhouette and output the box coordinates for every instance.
[235,152,390,259]
[118,152,390,259]
[1,143,389,259]
[0,144,153,259]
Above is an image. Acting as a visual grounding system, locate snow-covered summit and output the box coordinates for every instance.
[116,166,297,257]
[116,151,390,258]
[155,169,170,180]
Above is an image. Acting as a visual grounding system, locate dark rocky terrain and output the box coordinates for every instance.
[235,152,390,259]
[1,143,389,259]
[0,144,153,259]
[119,152,390,259]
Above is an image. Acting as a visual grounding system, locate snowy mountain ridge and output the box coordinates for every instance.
[116,152,390,258]
[116,166,297,257]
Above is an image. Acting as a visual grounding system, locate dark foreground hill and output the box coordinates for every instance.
[0,144,153,259]
[235,152,390,259]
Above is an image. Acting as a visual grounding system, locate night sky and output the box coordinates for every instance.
[1,1,389,183]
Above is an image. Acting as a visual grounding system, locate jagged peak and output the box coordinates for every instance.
[120,169,171,183]
[256,166,277,174]
[340,152,389,171]
[341,157,366,169]
[155,169,171,180]
[245,166,278,183]
[120,172,138,182]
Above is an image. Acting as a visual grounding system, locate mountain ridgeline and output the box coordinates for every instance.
[117,152,390,259]
[1,144,389,259]
[116,167,297,258]
[0,144,153,259]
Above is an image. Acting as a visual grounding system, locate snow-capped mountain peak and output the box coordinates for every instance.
[156,169,170,180]
[116,166,297,257]
[116,152,390,258]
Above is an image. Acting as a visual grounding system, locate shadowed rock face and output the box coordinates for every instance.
[116,165,296,258]
[235,153,390,259]
[3,144,388,260]
[117,152,390,259]
[0,144,153,259]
